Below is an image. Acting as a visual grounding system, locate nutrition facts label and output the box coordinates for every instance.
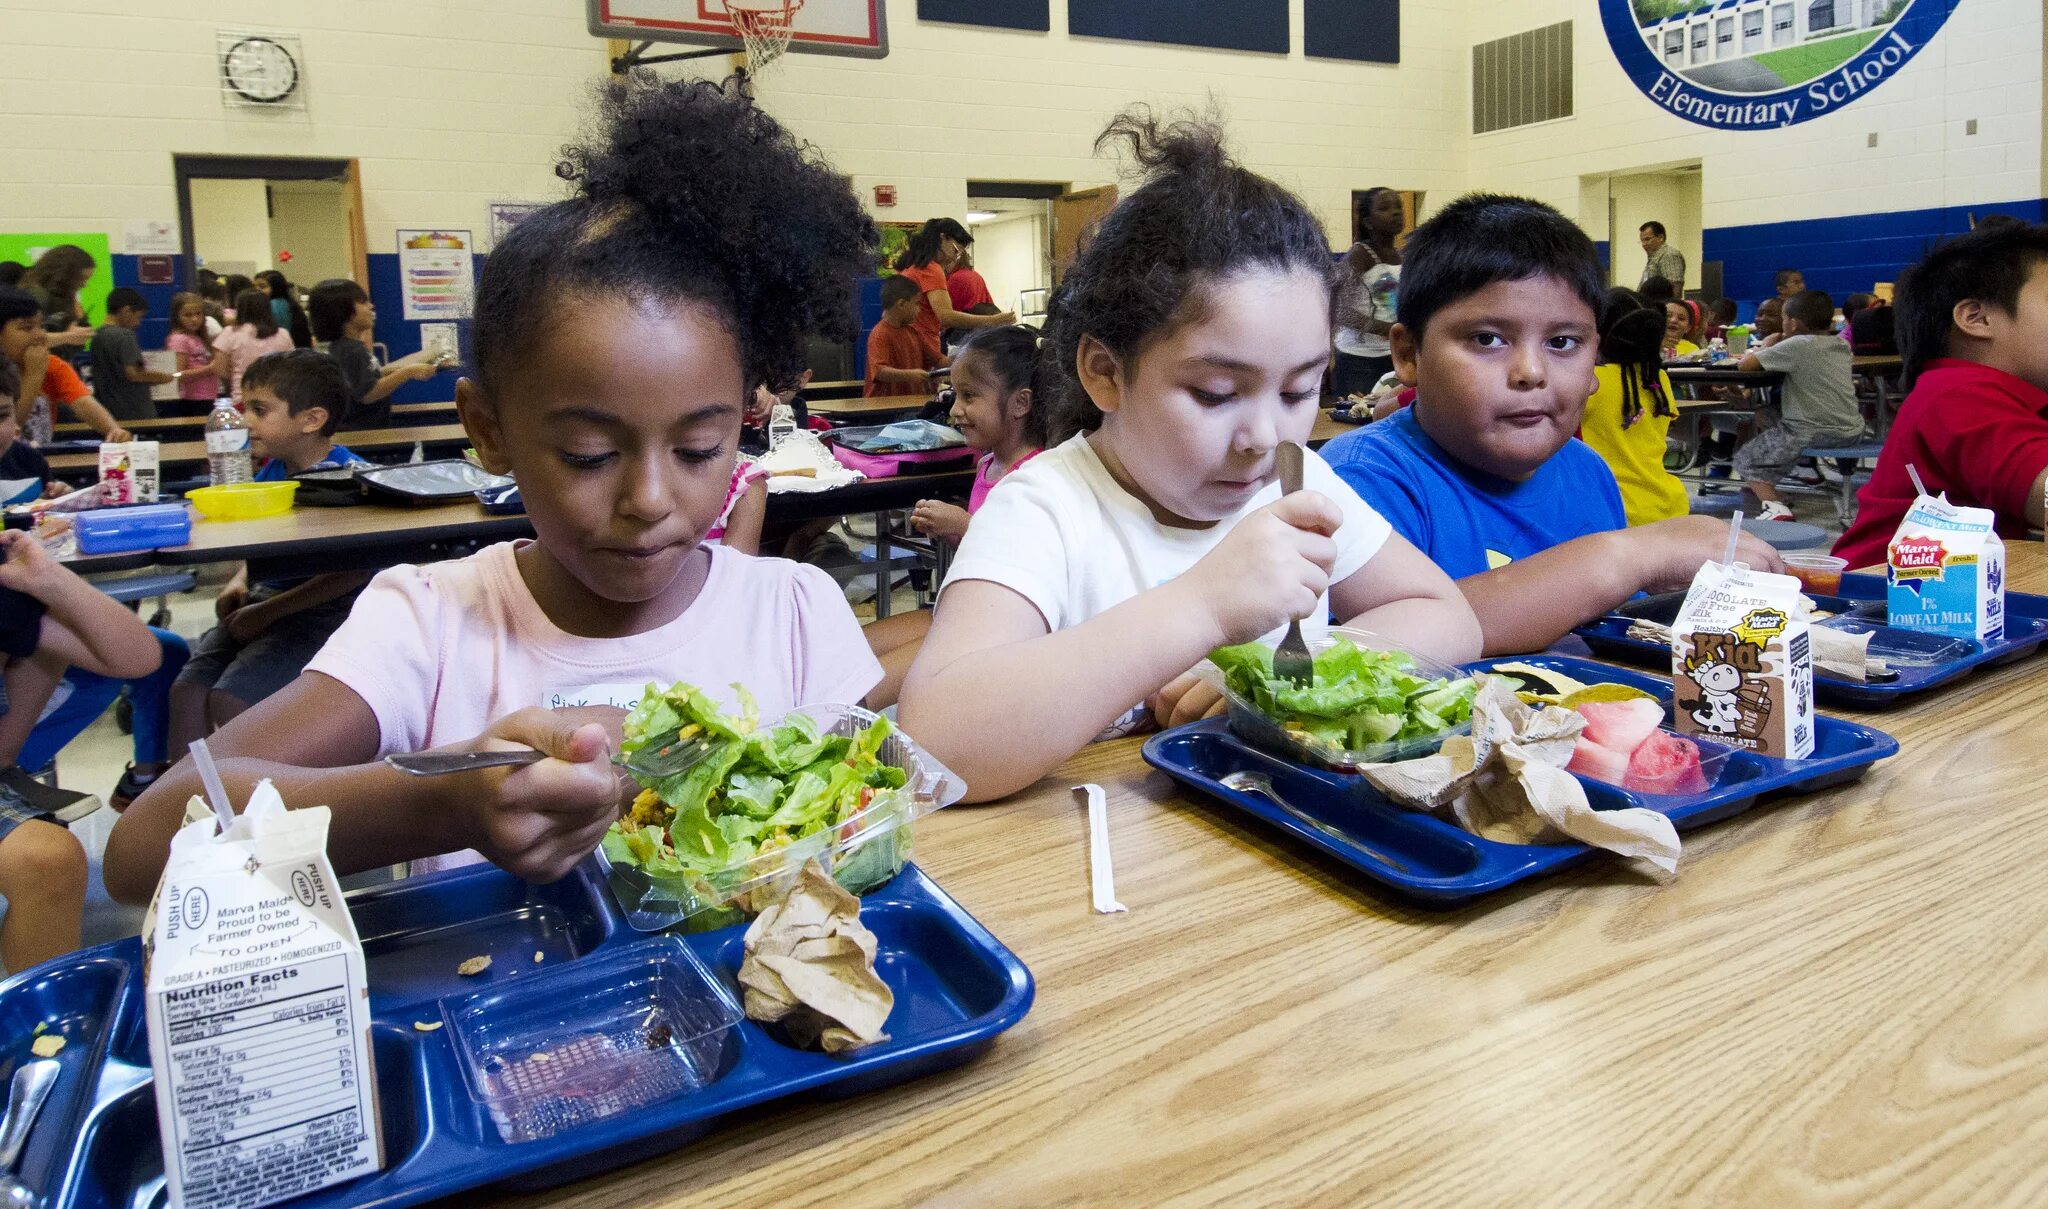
[154,953,380,1209]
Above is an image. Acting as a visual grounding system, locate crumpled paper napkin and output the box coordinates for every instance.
[1626,614,1886,682]
[1360,677,1682,876]
[737,860,893,1054]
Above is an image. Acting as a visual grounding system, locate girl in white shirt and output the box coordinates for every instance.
[900,111,1481,801]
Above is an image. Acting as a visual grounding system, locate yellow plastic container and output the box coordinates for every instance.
[187,481,298,521]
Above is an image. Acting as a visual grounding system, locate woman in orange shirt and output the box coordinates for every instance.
[892,218,1014,356]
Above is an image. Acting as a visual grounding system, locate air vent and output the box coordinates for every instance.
[1472,21,1573,135]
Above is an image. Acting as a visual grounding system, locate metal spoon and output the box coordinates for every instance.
[1218,770,1412,874]
[0,1058,60,1207]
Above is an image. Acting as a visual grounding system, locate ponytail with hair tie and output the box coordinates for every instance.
[1598,295,1674,429]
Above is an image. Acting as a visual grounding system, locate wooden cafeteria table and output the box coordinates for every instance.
[52,399,460,440]
[808,393,940,420]
[507,543,2048,1207]
[46,422,475,479]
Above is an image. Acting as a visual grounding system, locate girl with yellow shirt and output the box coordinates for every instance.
[1580,289,1690,526]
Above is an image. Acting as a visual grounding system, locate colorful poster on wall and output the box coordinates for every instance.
[1602,0,1961,130]
[486,202,548,249]
[397,229,475,321]
[0,233,113,325]
[123,219,180,255]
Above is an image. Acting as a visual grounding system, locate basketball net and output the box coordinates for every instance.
[728,0,803,74]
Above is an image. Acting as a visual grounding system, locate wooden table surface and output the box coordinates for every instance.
[53,399,459,438]
[808,393,940,418]
[492,541,2048,1208]
[47,423,473,475]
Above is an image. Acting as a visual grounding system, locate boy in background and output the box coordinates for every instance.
[1320,193,1780,656]
[1773,268,1806,301]
[1734,289,1866,520]
[865,274,946,397]
[90,287,179,422]
[1,288,131,445]
[1835,222,2048,565]
[169,351,370,756]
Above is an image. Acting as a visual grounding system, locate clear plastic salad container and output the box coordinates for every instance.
[598,703,966,933]
[440,936,742,1143]
[1199,626,1477,773]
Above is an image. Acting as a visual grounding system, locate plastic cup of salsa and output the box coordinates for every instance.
[1784,553,1847,596]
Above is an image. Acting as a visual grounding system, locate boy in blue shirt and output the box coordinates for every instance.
[170,351,371,754]
[1321,194,1781,655]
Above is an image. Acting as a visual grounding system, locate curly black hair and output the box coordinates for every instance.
[1044,105,1335,441]
[1596,287,1672,429]
[468,73,877,400]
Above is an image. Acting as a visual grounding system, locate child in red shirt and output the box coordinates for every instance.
[864,274,944,396]
[1834,221,2048,566]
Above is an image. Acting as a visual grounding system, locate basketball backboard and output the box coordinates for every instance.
[589,0,888,58]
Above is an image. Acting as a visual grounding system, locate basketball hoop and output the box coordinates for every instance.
[728,0,803,73]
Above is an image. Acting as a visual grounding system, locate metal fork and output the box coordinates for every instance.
[1219,770,1411,874]
[1271,440,1314,689]
[386,729,718,780]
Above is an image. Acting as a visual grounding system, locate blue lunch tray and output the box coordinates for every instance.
[1,860,1031,1209]
[1142,655,1898,909]
[1574,573,2048,707]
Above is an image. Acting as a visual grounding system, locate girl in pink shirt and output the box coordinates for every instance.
[164,292,224,402]
[214,287,295,404]
[105,77,885,901]
[868,324,1050,706]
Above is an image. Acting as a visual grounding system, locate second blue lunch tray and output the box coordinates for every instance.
[1142,655,1898,908]
[6,860,1031,1209]
[1575,573,2048,707]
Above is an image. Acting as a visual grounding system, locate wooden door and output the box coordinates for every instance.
[1051,185,1118,283]
[339,159,369,287]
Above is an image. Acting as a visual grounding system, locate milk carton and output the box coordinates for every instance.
[1887,493,2004,643]
[1670,560,1815,760]
[97,440,160,504]
[146,782,381,1209]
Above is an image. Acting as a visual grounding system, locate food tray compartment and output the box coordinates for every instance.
[0,949,140,1205]
[354,863,617,1012]
[1577,577,2048,706]
[1143,656,1898,908]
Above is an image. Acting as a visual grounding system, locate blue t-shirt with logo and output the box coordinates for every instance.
[1319,406,1628,580]
[254,444,371,481]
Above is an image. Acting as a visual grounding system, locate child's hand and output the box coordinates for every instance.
[910,500,970,542]
[1629,516,1786,593]
[17,339,47,394]
[410,361,439,382]
[214,581,249,619]
[457,707,628,884]
[745,385,776,427]
[0,530,63,596]
[1182,492,1342,645]
[223,604,271,645]
[105,425,133,443]
[1148,671,1225,730]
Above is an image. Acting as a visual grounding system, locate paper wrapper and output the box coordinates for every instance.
[1627,616,1885,682]
[1361,677,1682,876]
[737,860,893,1054]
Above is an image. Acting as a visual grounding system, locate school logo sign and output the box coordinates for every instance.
[1602,0,1962,129]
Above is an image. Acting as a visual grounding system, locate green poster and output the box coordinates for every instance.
[0,233,114,325]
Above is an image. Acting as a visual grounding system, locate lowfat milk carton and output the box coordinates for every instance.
[1670,560,1815,760]
[1888,493,2004,643]
[146,782,381,1209]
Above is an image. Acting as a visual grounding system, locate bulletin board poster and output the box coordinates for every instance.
[486,202,548,250]
[397,228,475,321]
[0,233,113,325]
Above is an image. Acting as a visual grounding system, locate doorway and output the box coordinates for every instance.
[174,155,367,296]
[1584,163,1704,297]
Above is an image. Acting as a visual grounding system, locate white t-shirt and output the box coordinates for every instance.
[1335,261,1400,359]
[306,540,883,873]
[942,434,1393,733]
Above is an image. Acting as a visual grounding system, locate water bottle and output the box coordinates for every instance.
[205,398,252,485]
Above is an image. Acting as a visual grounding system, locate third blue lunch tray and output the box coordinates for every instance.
[1142,655,1898,908]
[1573,573,2048,707]
[4,860,1032,1209]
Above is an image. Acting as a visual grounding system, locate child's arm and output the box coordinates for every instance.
[0,531,161,679]
[1456,518,1786,656]
[360,361,439,406]
[103,674,626,904]
[873,364,936,386]
[120,361,176,387]
[720,477,766,556]
[901,493,1344,802]
[1327,532,1482,664]
[922,290,1015,332]
[222,572,372,642]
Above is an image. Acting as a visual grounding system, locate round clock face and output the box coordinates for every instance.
[223,37,298,104]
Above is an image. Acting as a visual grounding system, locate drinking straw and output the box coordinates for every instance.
[1906,463,1929,499]
[190,737,236,832]
[1723,510,1744,567]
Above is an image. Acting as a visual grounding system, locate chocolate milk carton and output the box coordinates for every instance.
[146,782,381,1209]
[1670,560,1815,760]
[1888,493,2004,643]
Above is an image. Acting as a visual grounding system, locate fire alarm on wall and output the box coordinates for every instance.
[873,185,897,208]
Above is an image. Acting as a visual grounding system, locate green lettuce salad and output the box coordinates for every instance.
[600,682,911,926]
[1210,638,1478,755]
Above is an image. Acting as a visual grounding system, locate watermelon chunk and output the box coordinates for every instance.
[1623,729,1709,796]
[1575,699,1665,756]
[1566,735,1632,786]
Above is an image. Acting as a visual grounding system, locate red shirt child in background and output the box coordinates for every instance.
[1834,222,2048,567]
[947,261,994,313]
[865,274,946,397]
